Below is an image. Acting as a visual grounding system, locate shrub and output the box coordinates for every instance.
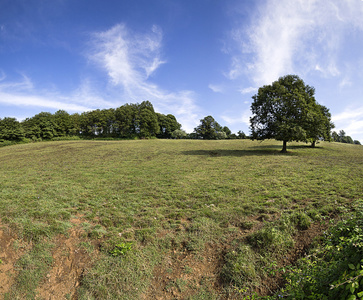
[279,200,363,299]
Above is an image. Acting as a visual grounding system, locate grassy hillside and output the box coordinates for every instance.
[0,139,362,299]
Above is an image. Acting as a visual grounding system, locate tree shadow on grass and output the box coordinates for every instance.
[182,149,290,157]
[182,144,325,157]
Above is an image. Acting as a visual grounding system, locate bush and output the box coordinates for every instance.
[279,200,363,299]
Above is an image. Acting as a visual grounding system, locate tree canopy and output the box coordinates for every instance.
[250,75,334,152]
[194,116,224,140]
[0,101,182,142]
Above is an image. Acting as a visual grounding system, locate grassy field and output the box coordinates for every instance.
[0,139,362,299]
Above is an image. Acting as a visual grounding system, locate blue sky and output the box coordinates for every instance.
[1,0,363,141]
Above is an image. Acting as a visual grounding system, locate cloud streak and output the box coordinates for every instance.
[230,0,363,86]
[89,23,201,132]
[0,73,92,114]
[332,105,363,142]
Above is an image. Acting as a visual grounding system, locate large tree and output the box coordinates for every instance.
[250,75,333,152]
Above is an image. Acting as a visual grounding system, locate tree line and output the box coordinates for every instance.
[0,101,249,143]
[332,130,361,145]
[0,101,182,142]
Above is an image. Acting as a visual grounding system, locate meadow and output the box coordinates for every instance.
[0,139,362,299]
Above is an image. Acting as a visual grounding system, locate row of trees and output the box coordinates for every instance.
[332,130,361,145]
[0,101,182,141]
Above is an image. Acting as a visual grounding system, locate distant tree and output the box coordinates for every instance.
[354,140,361,145]
[53,110,72,137]
[0,117,24,141]
[171,129,187,139]
[332,131,339,142]
[306,104,334,147]
[222,126,232,139]
[216,131,227,139]
[156,113,181,138]
[194,116,223,140]
[237,130,247,139]
[187,132,199,139]
[338,130,346,141]
[115,104,138,137]
[137,101,159,138]
[22,112,57,140]
[250,75,329,152]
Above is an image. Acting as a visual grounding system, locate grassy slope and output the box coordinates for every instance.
[0,140,362,299]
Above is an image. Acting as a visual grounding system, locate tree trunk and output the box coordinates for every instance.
[281,140,287,153]
[311,140,316,148]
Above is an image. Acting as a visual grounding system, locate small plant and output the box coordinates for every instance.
[109,242,132,257]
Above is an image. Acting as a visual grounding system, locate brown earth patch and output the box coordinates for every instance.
[0,224,28,298]
[36,216,100,300]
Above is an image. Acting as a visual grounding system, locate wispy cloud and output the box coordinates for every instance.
[230,0,363,86]
[239,87,257,95]
[332,105,363,141]
[88,23,201,132]
[0,73,91,113]
[221,109,250,127]
[208,84,223,93]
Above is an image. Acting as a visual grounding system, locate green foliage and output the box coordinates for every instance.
[194,115,225,139]
[0,117,25,141]
[171,128,187,139]
[279,200,363,299]
[250,74,334,152]
[109,242,133,257]
[332,130,360,145]
[156,113,181,138]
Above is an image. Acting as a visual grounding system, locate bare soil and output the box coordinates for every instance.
[0,224,28,297]
[0,217,99,300]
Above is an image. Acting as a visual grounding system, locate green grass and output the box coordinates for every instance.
[0,139,362,299]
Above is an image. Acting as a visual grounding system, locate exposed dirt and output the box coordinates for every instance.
[0,224,28,297]
[0,217,99,300]
[36,216,99,300]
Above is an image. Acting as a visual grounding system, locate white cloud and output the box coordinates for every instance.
[332,105,363,141]
[89,23,202,132]
[239,86,257,94]
[230,0,363,86]
[0,91,90,112]
[221,109,251,127]
[208,84,223,93]
[0,73,92,113]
